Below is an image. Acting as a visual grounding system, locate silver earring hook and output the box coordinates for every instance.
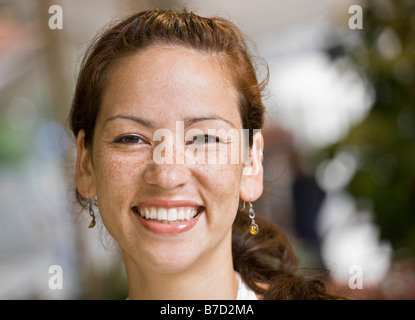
[242,192,253,211]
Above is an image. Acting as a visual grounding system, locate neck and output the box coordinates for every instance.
[123,231,238,300]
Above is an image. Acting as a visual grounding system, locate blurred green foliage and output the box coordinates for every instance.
[0,119,31,163]
[321,0,415,257]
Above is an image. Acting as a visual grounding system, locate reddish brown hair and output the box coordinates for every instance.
[69,9,338,299]
[70,9,264,148]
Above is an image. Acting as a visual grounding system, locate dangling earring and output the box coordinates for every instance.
[86,193,96,229]
[248,201,259,235]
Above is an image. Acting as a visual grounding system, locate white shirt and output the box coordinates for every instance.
[235,272,258,300]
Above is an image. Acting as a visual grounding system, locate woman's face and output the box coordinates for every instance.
[78,46,258,274]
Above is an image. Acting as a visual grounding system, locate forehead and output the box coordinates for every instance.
[99,45,241,127]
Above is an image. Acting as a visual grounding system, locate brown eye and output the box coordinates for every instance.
[186,135,221,145]
[114,134,146,144]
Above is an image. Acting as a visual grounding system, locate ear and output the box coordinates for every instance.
[76,130,97,198]
[240,131,264,202]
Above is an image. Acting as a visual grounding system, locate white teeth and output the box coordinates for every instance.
[150,207,157,219]
[159,208,167,220]
[185,209,191,221]
[167,208,177,221]
[178,208,185,220]
[138,207,200,221]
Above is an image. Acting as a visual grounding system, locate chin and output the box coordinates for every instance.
[134,243,205,275]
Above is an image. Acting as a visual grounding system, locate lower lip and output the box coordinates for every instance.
[134,209,204,234]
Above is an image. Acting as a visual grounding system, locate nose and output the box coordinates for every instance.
[144,126,191,190]
[144,162,191,191]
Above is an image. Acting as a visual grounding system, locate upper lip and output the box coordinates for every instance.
[134,199,204,208]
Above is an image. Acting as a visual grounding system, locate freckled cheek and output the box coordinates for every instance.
[92,153,149,237]
[93,154,145,201]
[196,163,243,212]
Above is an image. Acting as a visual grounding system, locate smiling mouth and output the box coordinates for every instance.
[132,206,204,224]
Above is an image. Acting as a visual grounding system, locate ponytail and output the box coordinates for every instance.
[232,209,342,299]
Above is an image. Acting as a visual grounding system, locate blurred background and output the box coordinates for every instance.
[0,0,414,299]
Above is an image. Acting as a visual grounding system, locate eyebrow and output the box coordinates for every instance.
[104,114,156,128]
[183,115,237,128]
[104,113,237,129]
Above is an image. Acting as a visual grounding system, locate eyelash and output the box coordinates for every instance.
[114,134,223,145]
[114,134,147,144]
[186,135,223,145]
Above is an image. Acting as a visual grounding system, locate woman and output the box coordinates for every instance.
[69,9,338,300]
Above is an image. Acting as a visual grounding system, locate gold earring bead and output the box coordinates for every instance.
[250,224,259,235]
[88,216,96,229]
